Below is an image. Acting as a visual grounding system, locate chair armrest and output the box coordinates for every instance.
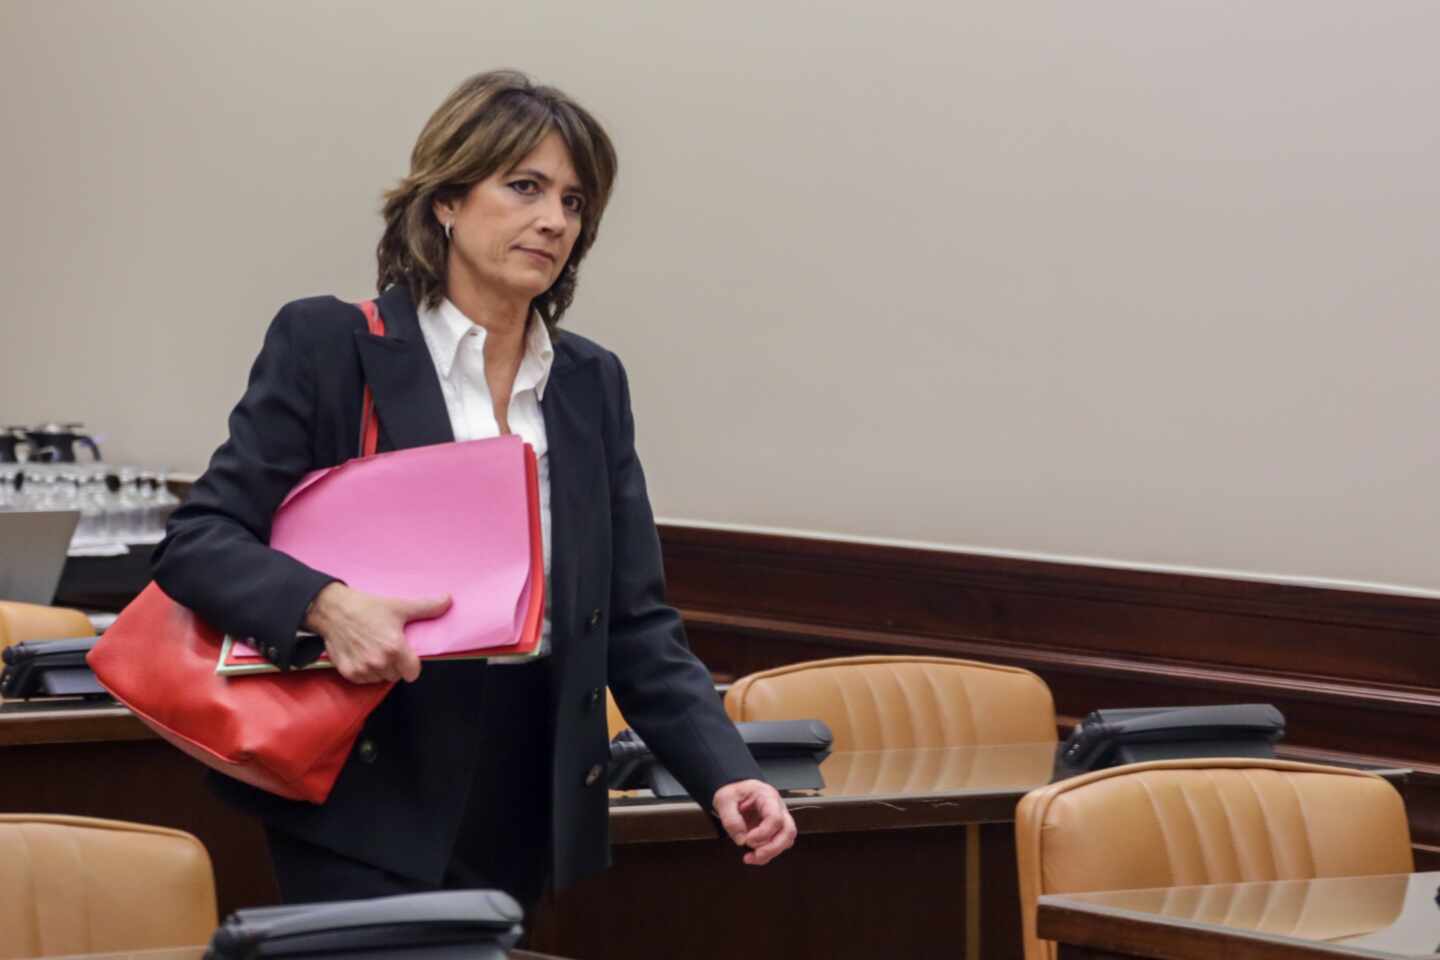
[0,601,95,651]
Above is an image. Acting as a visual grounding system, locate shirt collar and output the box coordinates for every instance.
[520,308,555,401]
[417,297,555,400]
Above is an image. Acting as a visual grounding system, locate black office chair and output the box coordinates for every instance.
[207,889,525,960]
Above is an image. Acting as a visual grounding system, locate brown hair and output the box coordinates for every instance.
[377,70,619,330]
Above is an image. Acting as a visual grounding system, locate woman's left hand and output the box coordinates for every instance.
[712,779,797,866]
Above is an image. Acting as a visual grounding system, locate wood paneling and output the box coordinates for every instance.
[659,524,1440,850]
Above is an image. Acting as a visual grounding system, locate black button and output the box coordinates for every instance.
[585,687,602,710]
[357,738,378,764]
[584,763,604,787]
[265,645,278,660]
[587,608,602,629]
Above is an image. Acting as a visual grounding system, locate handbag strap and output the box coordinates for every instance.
[356,300,385,458]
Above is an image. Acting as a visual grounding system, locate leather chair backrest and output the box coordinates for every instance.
[817,740,1058,796]
[605,687,628,739]
[723,655,1056,752]
[1015,758,1414,960]
[0,814,218,958]
[0,601,93,653]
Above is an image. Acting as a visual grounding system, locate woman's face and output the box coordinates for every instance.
[437,131,586,305]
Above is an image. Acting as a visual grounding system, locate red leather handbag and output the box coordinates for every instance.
[87,301,393,804]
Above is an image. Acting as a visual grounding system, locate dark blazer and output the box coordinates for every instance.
[152,285,761,891]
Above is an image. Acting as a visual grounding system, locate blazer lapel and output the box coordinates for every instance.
[355,286,454,452]
[541,339,601,653]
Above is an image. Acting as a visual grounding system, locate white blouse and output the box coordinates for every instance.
[415,297,553,659]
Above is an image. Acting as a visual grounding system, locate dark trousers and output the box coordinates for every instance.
[265,826,544,951]
[265,660,554,918]
[266,826,443,900]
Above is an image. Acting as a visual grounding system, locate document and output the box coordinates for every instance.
[217,436,545,675]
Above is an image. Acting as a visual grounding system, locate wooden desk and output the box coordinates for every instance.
[1039,871,1440,959]
[529,742,1061,960]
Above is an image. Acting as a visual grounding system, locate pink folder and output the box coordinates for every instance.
[220,435,545,674]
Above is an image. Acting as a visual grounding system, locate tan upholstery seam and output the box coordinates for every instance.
[889,667,928,787]
[1284,773,1320,877]
[884,663,922,748]
[859,668,891,749]
[1204,769,1253,882]
[1133,776,1180,888]
[1239,769,1284,879]
[1176,773,1222,883]
[918,665,958,747]
[834,672,863,753]
[961,673,980,746]
[64,827,94,955]
[728,678,750,719]
[19,825,41,955]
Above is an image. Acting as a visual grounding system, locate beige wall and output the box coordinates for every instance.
[2,0,1437,594]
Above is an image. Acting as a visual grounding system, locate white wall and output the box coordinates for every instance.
[2,0,1437,594]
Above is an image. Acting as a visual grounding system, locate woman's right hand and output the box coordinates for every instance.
[303,582,451,684]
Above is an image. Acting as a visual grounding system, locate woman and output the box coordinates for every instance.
[153,70,795,907]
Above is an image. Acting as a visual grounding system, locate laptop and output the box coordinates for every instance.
[0,510,80,605]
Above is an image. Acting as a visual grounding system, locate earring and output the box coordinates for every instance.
[443,221,453,242]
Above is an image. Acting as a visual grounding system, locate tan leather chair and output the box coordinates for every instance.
[0,814,218,958]
[723,655,1057,752]
[1016,758,1414,960]
[0,601,93,653]
[605,687,629,738]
